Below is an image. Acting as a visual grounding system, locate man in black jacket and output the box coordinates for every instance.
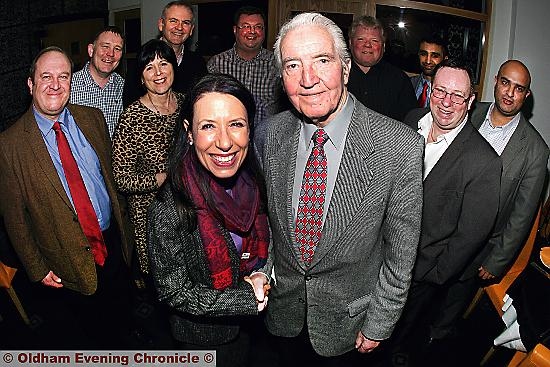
[347,16,417,121]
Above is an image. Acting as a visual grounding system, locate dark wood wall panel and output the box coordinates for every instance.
[0,0,107,131]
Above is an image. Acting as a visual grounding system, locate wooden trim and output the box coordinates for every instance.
[477,0,492,96]
[267,0,279,49]
[375,0,489,21]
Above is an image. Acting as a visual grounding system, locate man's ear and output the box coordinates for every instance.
[158,18,164,33]
[87,43,94,58]
[467,93,476,110]
[27,77,33,95]
[343,59,352,85]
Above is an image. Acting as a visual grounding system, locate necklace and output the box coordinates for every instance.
[148,92,172,115]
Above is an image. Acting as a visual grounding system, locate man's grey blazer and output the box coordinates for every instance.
[260,98,424,356]
[464,102,549,278]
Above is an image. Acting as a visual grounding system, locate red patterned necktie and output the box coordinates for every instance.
[295,129,328,264]
[418,81,428,107]
[52,121,107,266]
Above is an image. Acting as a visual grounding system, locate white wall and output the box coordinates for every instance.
[109,0,199,49]
[108,0,166,42]
[513,0,550,144]
[140,0,169,42]
[483,0,550,146]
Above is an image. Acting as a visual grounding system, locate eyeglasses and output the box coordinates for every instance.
[167,18,193,27]
[237,24,264,32]
[432,87,470,105]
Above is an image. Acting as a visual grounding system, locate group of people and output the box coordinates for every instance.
[0,1,548,367]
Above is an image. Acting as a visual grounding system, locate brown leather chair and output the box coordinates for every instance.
[513,344,550,367]
[467,207,542,366]
[0,261,30,325]
[464,206,542,318]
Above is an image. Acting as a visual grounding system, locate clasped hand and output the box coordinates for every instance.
[244,274,270,312]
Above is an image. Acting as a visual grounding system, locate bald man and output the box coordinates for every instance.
[427,59,549,344]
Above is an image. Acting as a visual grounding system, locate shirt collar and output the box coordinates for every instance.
[82,61,116,87]
[160,37,185,64]
[420,74,430,85]
[484,102,521,131]
[231,44,268,61]
[417,111,468,145]
[301,93,354,151]
[34,106,70,137]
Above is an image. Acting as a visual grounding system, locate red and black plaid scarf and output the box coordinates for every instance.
[182,154,269,290]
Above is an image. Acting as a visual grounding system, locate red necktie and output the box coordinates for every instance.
[52,121,107,266]
[295,129,328,264]
[418,81,428,107]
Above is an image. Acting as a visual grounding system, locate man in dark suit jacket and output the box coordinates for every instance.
[122,1,207,108]
[0,47,134,347]
[390,60,502,362]
[249,13,424,366]
[428,60,549,342]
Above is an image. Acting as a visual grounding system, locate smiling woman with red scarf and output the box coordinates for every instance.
[147,74,270,367]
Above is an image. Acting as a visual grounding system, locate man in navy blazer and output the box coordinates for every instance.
[390,60,502,362]
[249,12,424,366]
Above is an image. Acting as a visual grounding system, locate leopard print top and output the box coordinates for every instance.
[112,92,184,273]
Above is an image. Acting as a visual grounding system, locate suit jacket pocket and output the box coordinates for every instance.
[347,293,371,318]
[424,190,462,238]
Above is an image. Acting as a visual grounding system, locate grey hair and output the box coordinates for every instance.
[273,12,350,73]
[161,1,194,20]
[349,16,386,41]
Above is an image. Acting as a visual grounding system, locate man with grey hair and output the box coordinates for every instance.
[248,12,424,366]
[347,16,417,121]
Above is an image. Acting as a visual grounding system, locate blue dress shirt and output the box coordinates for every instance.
[34,107,112,230]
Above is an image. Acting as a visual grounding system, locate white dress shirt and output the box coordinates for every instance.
[417,112,468,180]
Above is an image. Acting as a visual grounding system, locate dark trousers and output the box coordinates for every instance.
[389,278,478,359]
[175,317,271,367]
[33,222,133,349]
[429,276,479,339]
[390,281,441,354]
[272,323,378,367]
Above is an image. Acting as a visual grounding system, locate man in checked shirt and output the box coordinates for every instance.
[70,26,125,138]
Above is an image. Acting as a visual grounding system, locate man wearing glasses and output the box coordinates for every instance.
[389,60,502,365]
[122,1,207,107]
[207,5,282,139]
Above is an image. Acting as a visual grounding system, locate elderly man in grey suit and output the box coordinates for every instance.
[248,12,424,366]
[427,59,549,345]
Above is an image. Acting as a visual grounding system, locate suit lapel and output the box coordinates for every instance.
[424,122,474,186]
[23,108,74,211]
[69,105,105,163]
[470,102,490,129]
[309,105,374,268]
[267,113,302,262]
[471,103,527,174]
[498,115,527,174]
